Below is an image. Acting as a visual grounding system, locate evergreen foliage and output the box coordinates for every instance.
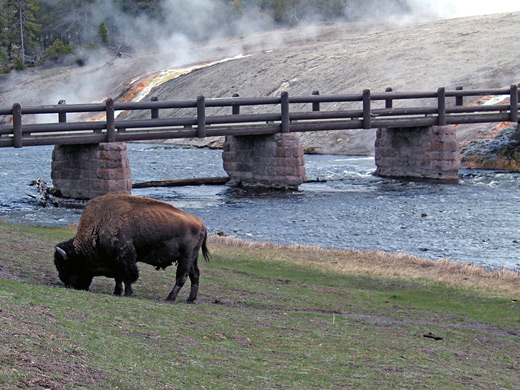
[0,48,9,72]
[98,21,110,47]
[45,38,72,61]
[2,0,41,64]
[12,55,24,69]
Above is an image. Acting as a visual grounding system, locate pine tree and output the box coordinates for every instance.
[3,0,40,64]
[45,38,72,61]
[98,21,110,47]
[0,48,9,72]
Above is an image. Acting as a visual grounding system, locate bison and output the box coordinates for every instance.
[54,194,211,303]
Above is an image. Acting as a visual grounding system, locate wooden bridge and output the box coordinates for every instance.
[0,85,518,148]
[0,85,518,197]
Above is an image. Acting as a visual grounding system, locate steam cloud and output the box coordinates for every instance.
[3,0,520,108]
[37,0,520,67]
[409,0,520,18]
[50,0,520,58]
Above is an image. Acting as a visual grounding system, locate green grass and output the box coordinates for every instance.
[0,221,519,389]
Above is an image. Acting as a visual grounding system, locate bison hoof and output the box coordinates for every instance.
[186,299,197,304]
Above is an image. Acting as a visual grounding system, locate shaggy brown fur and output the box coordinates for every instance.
[54,194,210,302]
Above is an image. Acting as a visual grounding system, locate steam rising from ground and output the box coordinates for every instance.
[50,0,518,59]
[2,1,520,108]
[410,0,520,18]
[76,0,276,55]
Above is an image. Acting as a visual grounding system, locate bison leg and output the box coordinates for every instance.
[114,278,123,296]
[113,245,139,297]
[187,258,200,304]
[114,278,134,297]
[123,281,133,296]
[165,262,190,302]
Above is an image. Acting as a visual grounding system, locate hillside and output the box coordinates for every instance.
[1,12,520,157]
[137,11,520,155]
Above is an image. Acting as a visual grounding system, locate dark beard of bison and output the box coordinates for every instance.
[54,239,93,291]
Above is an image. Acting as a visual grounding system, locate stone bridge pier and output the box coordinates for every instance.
[51,142,132,199]
[50,126,459,200]
[51,134,307,199]
[222,133,307,189]
[374,125,461,181]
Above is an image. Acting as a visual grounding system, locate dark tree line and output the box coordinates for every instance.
[0,0,411,72]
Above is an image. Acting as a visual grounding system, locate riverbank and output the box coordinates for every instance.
[3,221,517,297]
[0,222,518,389]
[1,145,520,270]
[209,234,520,298]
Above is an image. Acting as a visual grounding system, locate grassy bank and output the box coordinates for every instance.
[0,221,519,389]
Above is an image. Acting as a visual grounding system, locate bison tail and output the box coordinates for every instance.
[201,231,212,263]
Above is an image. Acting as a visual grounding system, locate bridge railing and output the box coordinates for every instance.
[0,85,518,148]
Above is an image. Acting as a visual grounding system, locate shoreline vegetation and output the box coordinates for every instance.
[208,235,520,299]
[0,221,519,389]
[1,220,519,296]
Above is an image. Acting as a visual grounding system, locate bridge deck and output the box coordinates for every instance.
[0,86,518,148]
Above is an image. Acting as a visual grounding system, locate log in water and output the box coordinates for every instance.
[133,177,230,188]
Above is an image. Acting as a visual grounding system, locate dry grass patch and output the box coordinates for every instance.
[208,235,520,299]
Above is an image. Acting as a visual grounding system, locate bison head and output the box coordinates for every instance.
[54,238,93,291]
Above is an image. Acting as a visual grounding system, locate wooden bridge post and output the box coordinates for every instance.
[281,92,290,133]
[151,96,159,119]
[385,88,393,109]
[510,84,518,123]
[12,103,22,148]
[455,86,463,106]
[232,93,240,115]
[437,87,446,126]
[106,98,116,142]
[362,89,371,129]
[312,91,320,112]
[58,100,67,123]
[510,84,520,141]
[197,95,206,138]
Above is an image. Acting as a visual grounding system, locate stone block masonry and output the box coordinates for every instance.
[223,133,307,189]
[375,125,461,181]
[51,142,132,199]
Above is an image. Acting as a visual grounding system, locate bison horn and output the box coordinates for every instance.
[55,246,68,261]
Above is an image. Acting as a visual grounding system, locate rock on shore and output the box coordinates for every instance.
[460,123,520,171]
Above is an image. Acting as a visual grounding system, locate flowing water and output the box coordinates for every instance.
[1,143,519,271]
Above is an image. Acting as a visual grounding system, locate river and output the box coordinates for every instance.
[1,143,519,271]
